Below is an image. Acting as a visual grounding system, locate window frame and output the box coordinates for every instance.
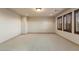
[57,16,62,30]
[63,12,72,32]
[74,9,79,34]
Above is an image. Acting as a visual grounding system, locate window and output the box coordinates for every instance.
[63,15,67,31]
[57,16,62,30]
[63,12,72,32]
[74,9,79,34]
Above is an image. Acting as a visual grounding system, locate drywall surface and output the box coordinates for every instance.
[21,16,28,34]
[28,16,55,33]
[0,9,21,43]
[56,8,79,45]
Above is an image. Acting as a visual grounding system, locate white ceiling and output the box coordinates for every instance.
[10,8,66,16]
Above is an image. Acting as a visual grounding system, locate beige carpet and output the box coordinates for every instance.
[0,34,79,51]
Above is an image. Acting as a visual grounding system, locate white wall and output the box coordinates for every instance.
[56,8,79,45]
[28,16,55,33]
[0,9,21,43]
[21,16,28,34]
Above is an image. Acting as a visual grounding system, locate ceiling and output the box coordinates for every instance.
[10,8,66,16]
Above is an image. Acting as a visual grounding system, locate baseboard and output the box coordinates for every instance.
[56,33,79,46]
[28,32,55,34]
[0,34,21,44]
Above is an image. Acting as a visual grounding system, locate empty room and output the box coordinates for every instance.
[0,8,79,51]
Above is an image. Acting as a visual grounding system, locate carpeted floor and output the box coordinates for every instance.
[0,34,79,51]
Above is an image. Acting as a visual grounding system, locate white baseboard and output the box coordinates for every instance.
[28,32,55,34]
[56,33,79,46]
[0,34,21,44]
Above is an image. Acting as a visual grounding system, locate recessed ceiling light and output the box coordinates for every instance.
[36,8,42,11]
